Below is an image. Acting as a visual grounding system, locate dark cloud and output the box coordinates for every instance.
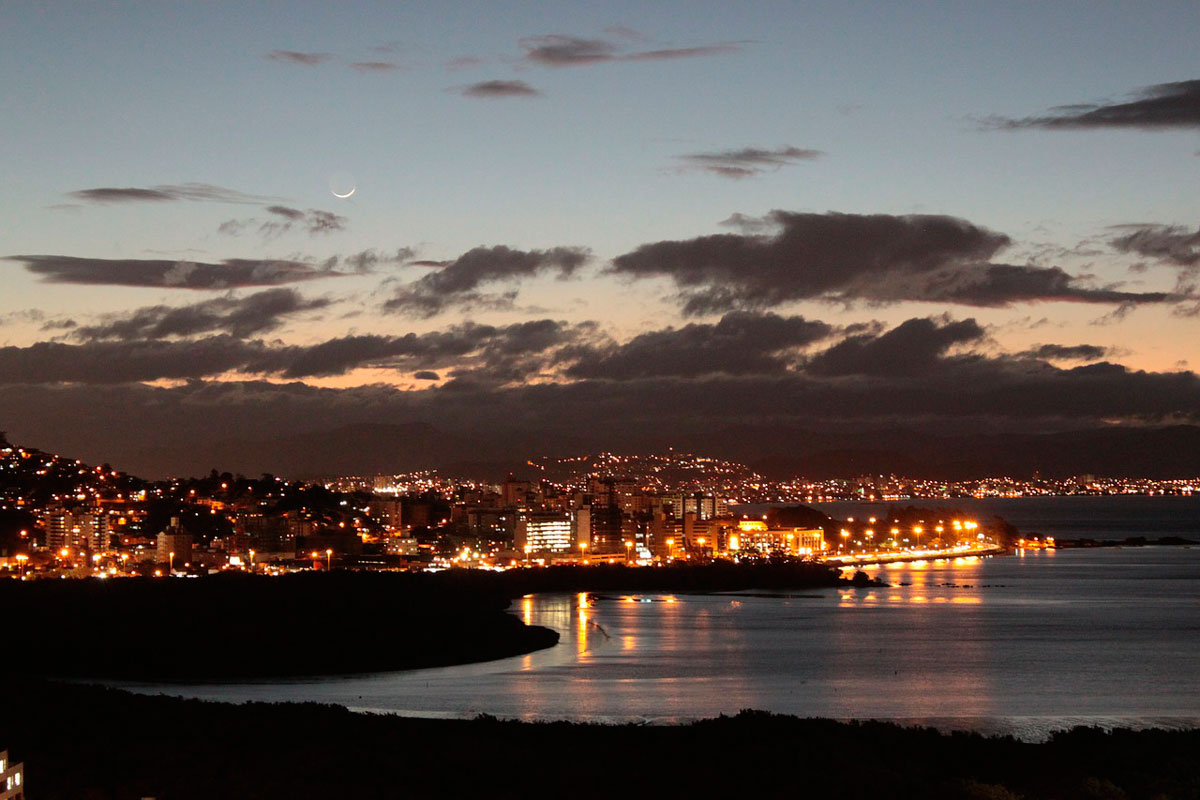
[8,255,355,290]
[220,206,348,238]
[457,80,541,98]
[266,50,333,66]
[68,183,283,205]
[1025,343,1109,361]
[0,337,264,384]
[0,319,592,385]
[5,309,1200,476]
[6,353,1200,478]
[343,248,416,272]
[73,289,330,341]
[1110,223,1200,267]
[623,43,741,61]
[520,34,739,67]
[676,146,822,178]
[989,79,1200,130]
[384,245,590,316]
[69,188,175,203]
[567,311,832,380]
[349,61,399,72]
[806,317,984,377]
[610,211,1172,314]
[41,318,77,331]
[521,35,619,65]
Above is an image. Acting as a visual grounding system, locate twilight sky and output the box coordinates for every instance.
[3,1,1200,475]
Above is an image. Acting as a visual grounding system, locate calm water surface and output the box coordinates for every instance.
[124,546,1200,740]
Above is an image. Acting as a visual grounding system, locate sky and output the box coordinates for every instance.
[2,1,1200,475]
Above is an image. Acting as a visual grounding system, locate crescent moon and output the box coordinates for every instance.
[332,187,356,199]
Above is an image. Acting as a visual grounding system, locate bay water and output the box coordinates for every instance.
[119,498,1200,740]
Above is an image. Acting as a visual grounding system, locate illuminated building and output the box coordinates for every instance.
[733,521,825,555]
[156,517,193,568]
[571,507,591,551]
[661,492,728,520]
[515,512,573,554]
[1,751,25,800]
[41,505,109,553]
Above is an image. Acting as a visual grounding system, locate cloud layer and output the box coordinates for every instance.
[520,34,739,66]
[610,211,1172,314]
[9,255,356,290]
[456,80,541,98]
[385,245,590,316]
[991,79,1200,130]
[73,289,330,341]
[219,206,348,237]
[675,146,822,178]
[1110,223,1200,267]
[68,183,283,205]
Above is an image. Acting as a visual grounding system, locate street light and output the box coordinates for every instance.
[169,550,175,573]
[248,549,256,572]
[326,548,333,571]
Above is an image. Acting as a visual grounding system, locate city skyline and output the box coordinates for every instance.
[4,2,1200,474]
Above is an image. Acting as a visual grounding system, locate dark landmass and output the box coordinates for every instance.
[112,420,1200,480]
[2,571,558,681]
[3,681,1199,799]
[4,563,850,681]
[1051,535,1198,548]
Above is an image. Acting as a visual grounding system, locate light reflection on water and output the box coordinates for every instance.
[118,548,1200,740]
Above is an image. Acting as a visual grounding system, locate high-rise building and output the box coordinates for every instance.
[661,492,728,520]
[588,505,624,554]
[515,512,573,554]
[41,505,109,553]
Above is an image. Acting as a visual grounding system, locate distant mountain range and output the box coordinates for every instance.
[124,421,1200,481]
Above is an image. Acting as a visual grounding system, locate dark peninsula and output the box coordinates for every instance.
[5,561,854,681]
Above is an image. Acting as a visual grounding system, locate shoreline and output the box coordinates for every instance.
[4,681,1199,799]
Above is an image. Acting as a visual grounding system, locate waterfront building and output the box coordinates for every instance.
[571,506,591,552]
[515,512,573,555]
[732,521,825,556]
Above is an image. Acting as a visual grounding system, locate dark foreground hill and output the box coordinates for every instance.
[3,681,1199,799]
